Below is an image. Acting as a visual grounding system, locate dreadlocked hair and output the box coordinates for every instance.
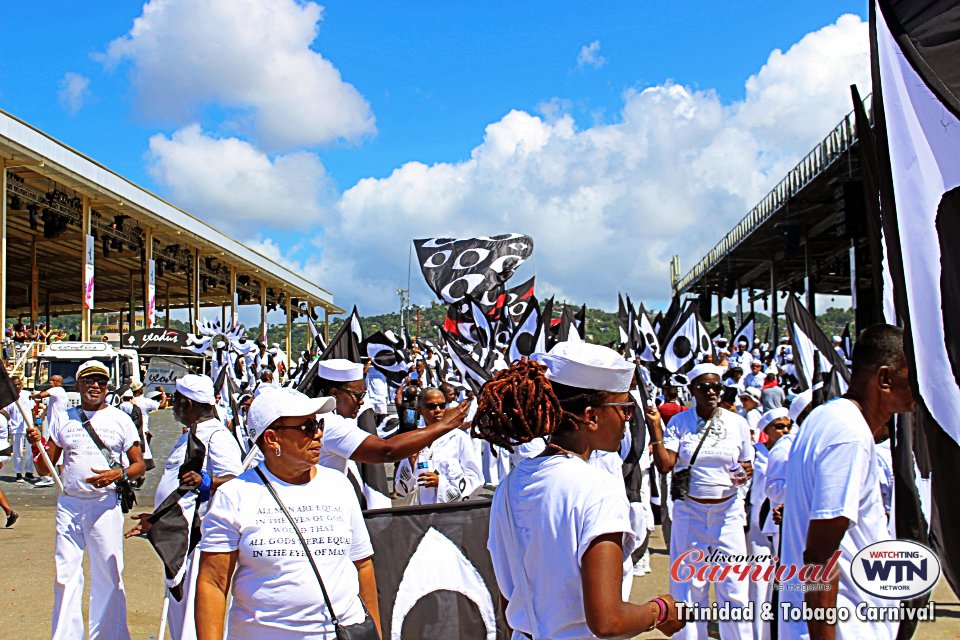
[472,359,606,451]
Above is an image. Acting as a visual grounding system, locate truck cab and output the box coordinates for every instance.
[33,342,142,407]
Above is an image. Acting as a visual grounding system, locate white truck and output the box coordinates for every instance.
[33,342,142,407]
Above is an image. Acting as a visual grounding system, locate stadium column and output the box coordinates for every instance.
[81,195,91,341]
[260,280,267,343]
[193,248,200,331]
[165,281,171,329]
[804,227,815,316]
[304,297,310,353]
[0,166,5,337]
[229,266,236,326]
[143,228,153,328]
[770,261,779,341]
[285,292,292,370]
[324,307,330,342]
[30,237,38,327]
[737,282,743,327]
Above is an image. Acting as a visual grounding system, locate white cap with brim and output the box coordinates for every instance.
[739,387,762,402]
[247,388,336,440]
[758,407,790,431]
[130,380,144,392]
[533,342,634,393]
[76,360,110,379]
[316,359,364,383]
[121,389,134,399]
[788,390,814,423]
[176,374,216,405]
[687,363,724,383]
[145,390,163,401]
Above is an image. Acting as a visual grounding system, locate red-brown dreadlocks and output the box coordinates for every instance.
[472,359,605,450]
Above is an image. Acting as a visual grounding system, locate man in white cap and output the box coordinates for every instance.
[27,360,145,640]
[739,387,763,441]
[308,359,469,478]
[126,373,244,640]
[742,359,765,391]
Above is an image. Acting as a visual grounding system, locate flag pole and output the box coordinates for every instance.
[241,445,261,471]
[18,399,63,491]
[157,589,170,640]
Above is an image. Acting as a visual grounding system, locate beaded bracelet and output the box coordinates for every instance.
[652,597,669,625]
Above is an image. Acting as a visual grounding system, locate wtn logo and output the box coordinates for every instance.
[852,541,941,600]
[861,559,927,583]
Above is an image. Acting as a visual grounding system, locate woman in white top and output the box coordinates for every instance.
[394,388,483,505]
[195,388,380,640]
[476,343,683,639]
[649,362,754,640]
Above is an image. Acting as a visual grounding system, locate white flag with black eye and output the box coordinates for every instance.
[414,235,534,304]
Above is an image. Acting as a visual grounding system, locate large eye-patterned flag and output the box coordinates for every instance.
[414,235,534,305]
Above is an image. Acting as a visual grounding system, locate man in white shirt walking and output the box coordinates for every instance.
[27,360,146,640]
[778,325,916,640]
[2,375,36,481]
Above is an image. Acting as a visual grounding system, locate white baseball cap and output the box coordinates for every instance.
[246,388,336,440]
[176,374,216,405]
[788,390,814,423]
[740,387,762,402]
[758,407,790,431]
[534,342,634,393]
[687,363,724,383]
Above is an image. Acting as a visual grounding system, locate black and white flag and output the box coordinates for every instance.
[660,301,712,374]
[508,297,542,363]
[872,0,960,600]
[784,295,849,391]
[364,500,508,640]
[633,303,661,363]
[731,312,756,349]
[297,307,364,395]
[362,331,408,385]
[445,338,492,394]
[414,235,534,305]
[147,427,206,601]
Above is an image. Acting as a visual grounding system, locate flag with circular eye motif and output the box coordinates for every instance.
[414,234,534,304]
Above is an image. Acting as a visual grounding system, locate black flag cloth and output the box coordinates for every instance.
[147,427,206,601]
[508,297,542,363]
[872,0,960,601]
[783,295,850,391]
[414,235,534,304]
[364,500,508,640]
[732,312,756,349]
[362,331,408,384]
[660,301,712,374]
[0,364,19,409]
[297,307,364,396]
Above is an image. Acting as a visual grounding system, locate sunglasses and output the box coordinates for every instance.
[272,417,324,438]
[80,376,110,387]
[336,387,367,403]
[600,401,637,421]
[692,383,724,395]
[424,402,447,410]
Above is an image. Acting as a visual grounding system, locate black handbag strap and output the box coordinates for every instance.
[78,410,121,471]
[254,467,341,626]
[687,412,716,469]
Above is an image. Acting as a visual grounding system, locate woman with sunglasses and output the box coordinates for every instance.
[476,342,684,639]
[195,387,380,640]
[394,388,482,505]
[649,363,754,640]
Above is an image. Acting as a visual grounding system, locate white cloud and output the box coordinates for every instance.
[58,72,91,114]
[103,0,374,150]
[145,14,870,315]
[146,124,335,232]
[316,15,870,313]
[576,40,607,70]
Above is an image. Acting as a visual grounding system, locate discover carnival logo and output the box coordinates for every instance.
[851,540,941,600]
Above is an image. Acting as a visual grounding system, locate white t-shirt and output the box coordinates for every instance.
[663,407,753,500]
[155,418,245,508]
[0,413,9,450]
[394,427,482,505]
[50,406,138,500]
[763,431,795,507]
[120,396,160,460]
[488,455,636,640]
[199,465,373,640]
[45,386,70,432]
[4,391,33,434]
[779,399,896,640]
[317,412,371,474]
[748,443,771,533]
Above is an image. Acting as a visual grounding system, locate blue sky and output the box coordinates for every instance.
[0,1,870,316]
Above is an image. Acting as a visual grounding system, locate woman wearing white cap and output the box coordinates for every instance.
[746,408,791,640]
[195,387,380,640]
[476,342,683,639]
[648,362,753,640]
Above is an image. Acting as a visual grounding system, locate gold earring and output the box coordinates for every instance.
[275,446,282,457]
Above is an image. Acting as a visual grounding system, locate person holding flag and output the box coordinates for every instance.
[26,360,145,640]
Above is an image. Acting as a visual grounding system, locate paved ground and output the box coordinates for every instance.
[1,409,957,638]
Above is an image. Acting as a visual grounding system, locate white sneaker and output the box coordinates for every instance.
[33,477,55,487]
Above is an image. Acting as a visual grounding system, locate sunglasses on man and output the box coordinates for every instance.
[692,382,724,395]
[423,402,447,411]
[336,387,367,403]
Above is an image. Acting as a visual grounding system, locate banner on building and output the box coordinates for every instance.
[147,259,156,328]
[83,234,95,310]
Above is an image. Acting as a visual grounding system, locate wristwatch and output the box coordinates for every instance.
[120,469,129,483]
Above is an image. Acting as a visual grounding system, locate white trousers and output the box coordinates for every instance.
[746,527,774,640]
[12,432,35,474]
[53,495,130,640]
[669,495,752,640]
[167,551,200,640]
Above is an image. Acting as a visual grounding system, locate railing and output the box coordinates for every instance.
[673,94,873,293]
[9,339,42,378]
